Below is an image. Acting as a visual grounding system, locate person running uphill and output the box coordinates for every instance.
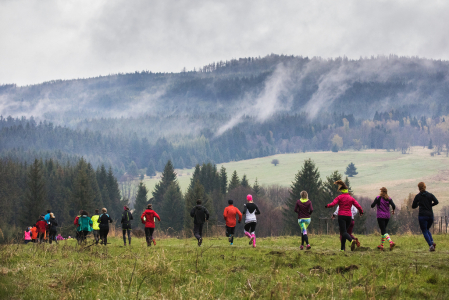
[141,204,160,247]
[121,205,133,246]
[223,199,242,245]
[78,211,93,244]
[332,205,360,246]
[294,191,313,250]
[48,213,58,244]
[98,208,113,246]
[371,187,396,251]
[325,180,363,251]
[412,182,439,251]
[91,209,100,244]
[35,215,47,244]
[190,200,209,246]
[243,194,260,248]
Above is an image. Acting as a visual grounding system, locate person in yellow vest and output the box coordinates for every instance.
[91,209,101,244]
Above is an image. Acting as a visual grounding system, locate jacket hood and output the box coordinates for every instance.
[81,215,88,217]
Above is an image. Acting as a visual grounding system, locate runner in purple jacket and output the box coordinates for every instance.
[371,187,396,251]
[294,191,313,250]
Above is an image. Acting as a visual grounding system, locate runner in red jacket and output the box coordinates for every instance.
[223,199,242,245]
[141,204,161,247]
[35,216,48,244]
[325,180,363,251]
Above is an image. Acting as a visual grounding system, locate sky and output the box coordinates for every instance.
[1,0,448,86]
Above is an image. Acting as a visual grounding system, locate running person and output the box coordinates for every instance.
[223,199,242,245]
[332,205,360,246]
[412,182,439,251]
[190,200,209,246]
[91,209,100,244]
[325,180,363,251]
[48,213,58,244]
[121,205,133,246]
[371,187,396,251]
[24,227,32,244]
[141,204,161,247]
[243,194,260,248]
[35,215,47,244]
[78,211,93,244]
[98,208,113,246]
[294,191,313,250]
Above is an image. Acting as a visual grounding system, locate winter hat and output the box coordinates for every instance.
[247,194,253,201]
[228,199,234,205]
[124,205,129,211]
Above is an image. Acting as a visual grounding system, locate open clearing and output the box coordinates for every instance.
[143,147,449,209]
[1,234,449,299]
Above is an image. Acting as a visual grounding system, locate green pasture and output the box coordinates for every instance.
[1,234,449,299]
[143,147,449,208]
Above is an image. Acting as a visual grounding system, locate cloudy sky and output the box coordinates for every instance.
[1,0,448,86]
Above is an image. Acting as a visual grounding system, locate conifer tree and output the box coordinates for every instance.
[146,160,156,177]
[283,159,323,235]
[228,170,240,191]
[21,159,46,226]
[219,166,227,195]
[160,182,185,232]
[87,163,103,210]
[72,158,95,214]
[128,161,139,177]
[322,171,342,201]
[134,182,148,227]
[107,167,122,219]
[152,160,177,207]
[252,178,263,196]
[241,174,250,188]
[345,162,358,177]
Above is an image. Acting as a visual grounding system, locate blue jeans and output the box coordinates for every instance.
[418,216,434,246]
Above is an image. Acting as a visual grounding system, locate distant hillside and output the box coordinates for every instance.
[1,54,449,126]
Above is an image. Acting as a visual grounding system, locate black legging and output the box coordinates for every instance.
[338,216,353,250]
[123,229,131,244]
[377,218,389,235]
[49,231,57,244]
[145,228,155,245]
[100,228,109,245]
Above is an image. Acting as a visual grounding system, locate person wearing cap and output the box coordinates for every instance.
[223,199,242,245]
[91,209,101,244]
[325,180,363,252]
[141,204,161,247]
[242,194,260,248]
[48,213,58,244]
[412,182,439,251]
[121,205,133,246]
[190,200,210,246]
[98,208,113,246]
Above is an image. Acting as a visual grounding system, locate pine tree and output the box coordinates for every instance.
[283,159,323,235]
[322,171,342,201]
[152,160,177,207]
[21,159,46,226]
[219,166,227,195]
[345,162,358,177]
[241,174,250,188]
[128,161,139,177]
[87,163,103,210]
[160,182,185,232]
[146,160,156,177]
[107,167,122,220]
[228,170,240,191]
[134,182,148,227]
[72,158,95,214]
[252,178,263,196]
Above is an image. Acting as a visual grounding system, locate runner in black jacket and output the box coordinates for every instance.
[190,200,209,246]
[412,182,439,251]
[98,208,113,246]
[121,206,133,246]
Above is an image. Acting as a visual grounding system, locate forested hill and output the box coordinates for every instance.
[1,54,449,124]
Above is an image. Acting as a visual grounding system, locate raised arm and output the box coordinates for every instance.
[325,196,340,208]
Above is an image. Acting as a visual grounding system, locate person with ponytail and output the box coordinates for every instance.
[371,187,396,251]
[412,182,439,251]
[294,190,313,250]
[243,194,260,248]
[325,180,363,251]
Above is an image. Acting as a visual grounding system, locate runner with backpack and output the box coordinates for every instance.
[190,200,210,246]
[243,194,260,248]
[121,205,133,246]
[371,187,396,251]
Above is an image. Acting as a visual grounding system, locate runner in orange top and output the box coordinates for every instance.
[223,199,242,245]
[30,226,38,243]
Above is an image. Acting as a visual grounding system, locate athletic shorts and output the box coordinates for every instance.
[244,222,256,233]
[122,224,132,230]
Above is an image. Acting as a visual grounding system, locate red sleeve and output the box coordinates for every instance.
[326,196,340,208]
[237,208,242,222]
[154,212,161,221]
[74,216,79,225]
[352,198,363,214]
[223,207,227,221]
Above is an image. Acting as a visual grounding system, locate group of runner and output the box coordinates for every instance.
[26,181,438,251]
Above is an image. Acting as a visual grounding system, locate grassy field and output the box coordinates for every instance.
[1,234,449,299]
[142,146,449,209]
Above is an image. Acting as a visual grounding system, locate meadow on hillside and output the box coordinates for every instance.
[1,234,448,299]
[143,147,449,209]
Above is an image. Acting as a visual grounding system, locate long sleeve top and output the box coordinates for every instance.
[242,203,260,223]
[412,191,438,217]
[294,199,313,219]
[223,205,242,227]
[326,193,363,216]
[333,205,358,219]
[371,196,395,219]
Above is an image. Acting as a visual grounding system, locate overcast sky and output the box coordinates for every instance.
[1,0,448,86]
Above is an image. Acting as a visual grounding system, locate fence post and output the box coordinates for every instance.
[441,216,443,233]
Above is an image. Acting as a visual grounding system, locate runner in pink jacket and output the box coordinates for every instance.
[325,180,363,251]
